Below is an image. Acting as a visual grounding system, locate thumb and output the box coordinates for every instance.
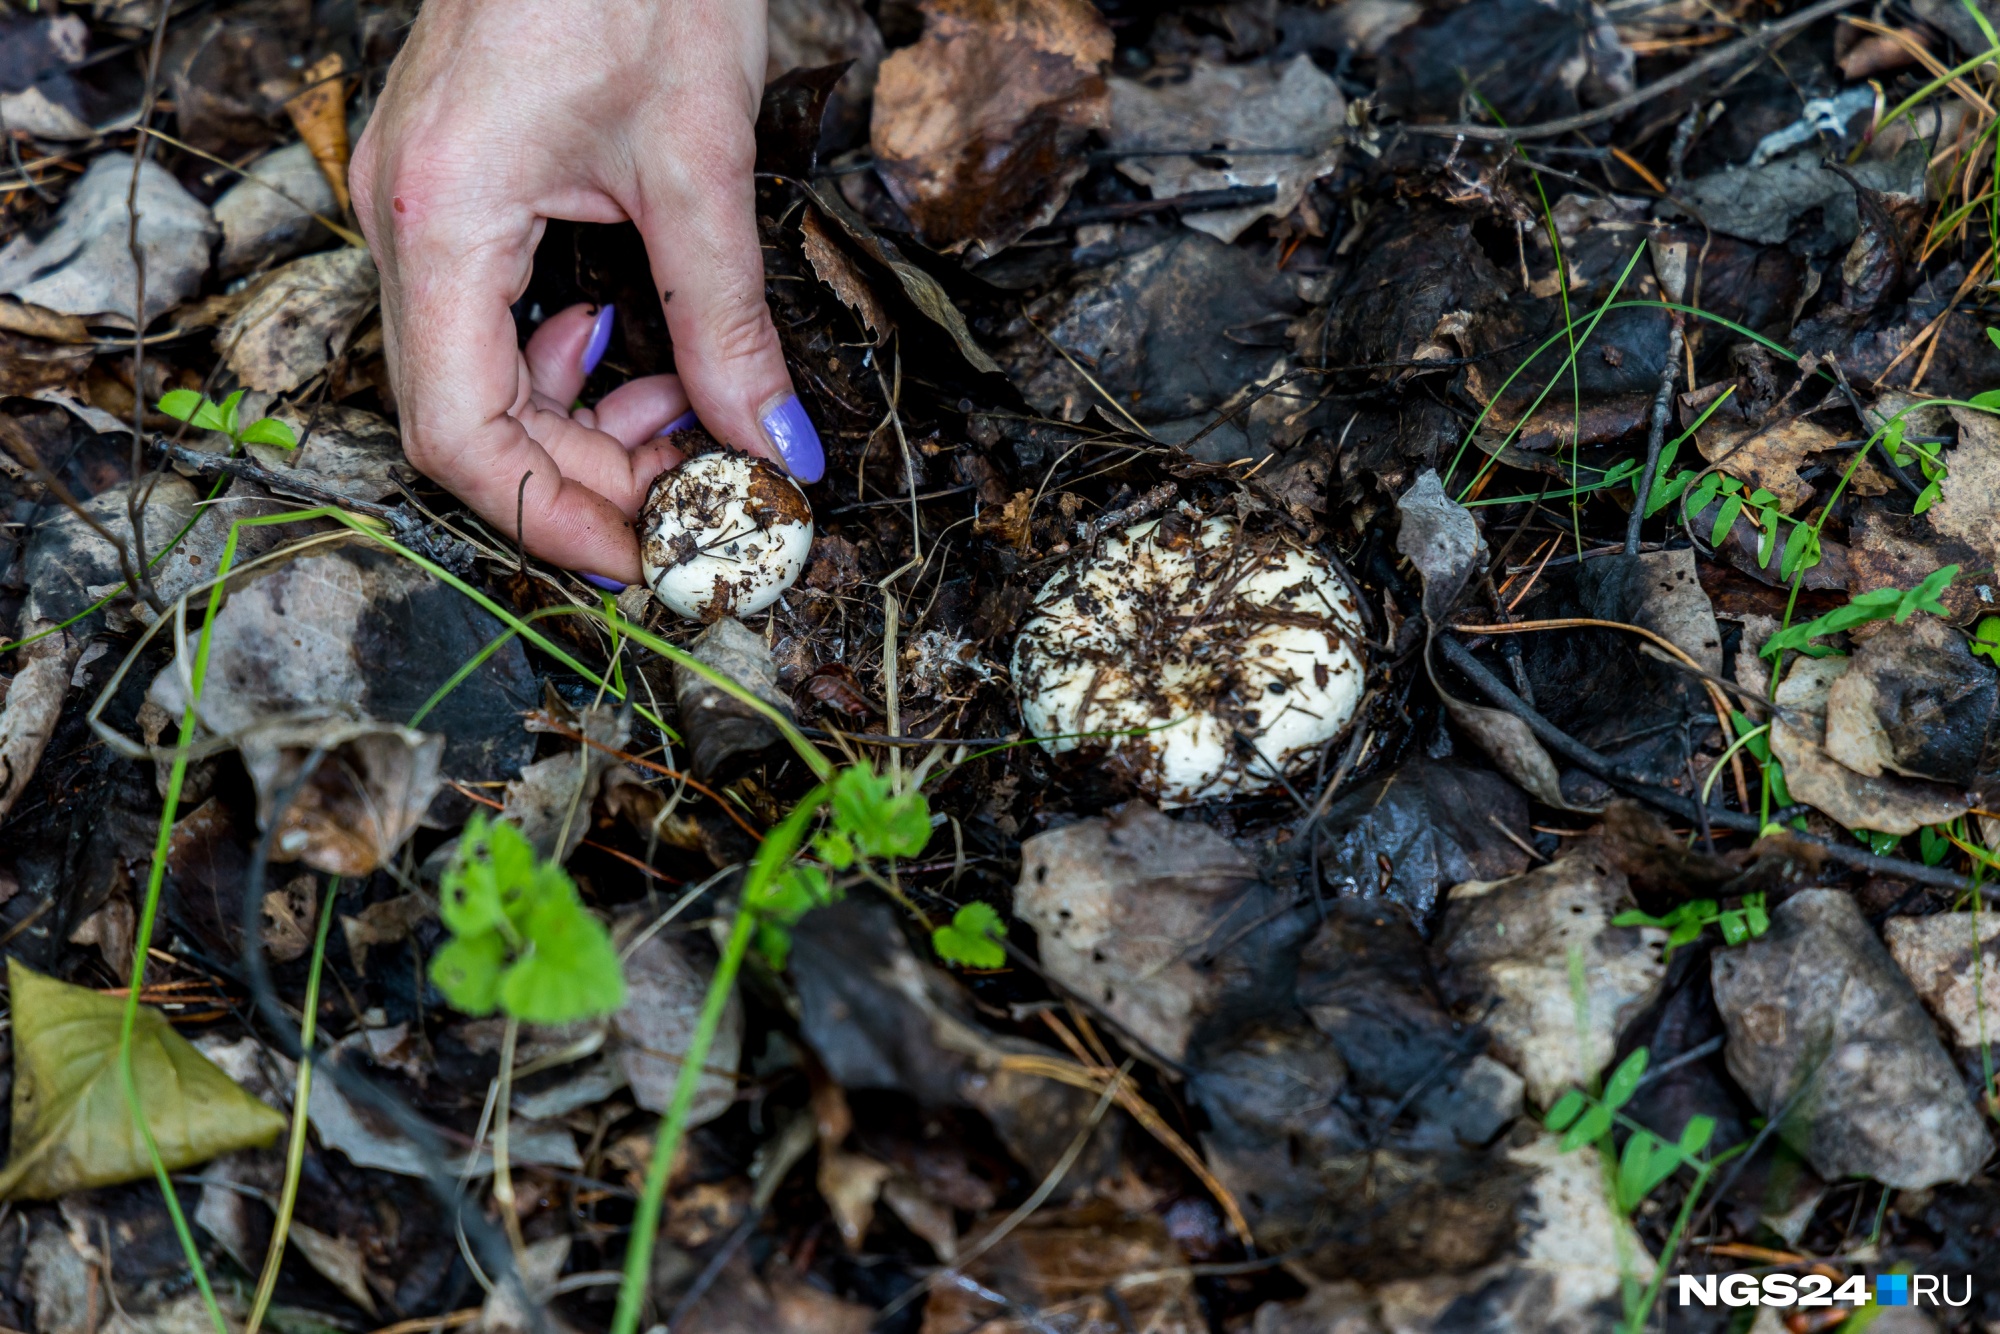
[632,146,824,484]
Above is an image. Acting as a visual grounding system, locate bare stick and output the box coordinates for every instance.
[122,0,175,615]
[1398,0,1860,142]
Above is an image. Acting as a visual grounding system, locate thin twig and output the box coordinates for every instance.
[1437,634,1991,894]
[1399,0,1861,142]
[122,0,176,617]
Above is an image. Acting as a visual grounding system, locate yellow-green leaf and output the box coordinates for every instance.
[0,959,287,1200]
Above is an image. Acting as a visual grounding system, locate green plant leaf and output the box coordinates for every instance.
[1920,824,1952,867]
[238,416,299,450]
[433,811,627,1023]
[499,892,626,1024]
[831,766,930,860]
[1743,895,1769,937]
[218,389,246,440]
[1543,1088,1587,1132]
[1560,1101,1614,1151]
[157,389,205,423]
[1973,388,2000,410]
[1971,616,2000,665]
[440,812,533,938]
[1717,909,1750,946]
[1603,1048,1649,1110]
[932,902,1007,969]
[0,959,287,1200]
[1898,565,1958,622]
[430,929,508,1016]
[1711,495,1743,547]
[1616,1129,1682,1214]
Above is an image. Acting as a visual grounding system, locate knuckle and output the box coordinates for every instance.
[700,290,781,368]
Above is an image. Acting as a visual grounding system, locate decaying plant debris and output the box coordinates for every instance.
[6,1,2000,1333]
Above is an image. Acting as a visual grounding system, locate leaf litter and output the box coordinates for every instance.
[8,1,2000,1332]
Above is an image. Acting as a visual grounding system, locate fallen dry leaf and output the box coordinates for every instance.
[0,152,215,327]
[919,1202,1204,1334]
[0,960,286,1200]
[219,246,378,393]
[284,53,351,211]
[1925,406,2000,573]
[1108,55,1345,244]
[286,1223,377,1316]
[870,0,1112,257]
[1695,413,1839,514]
[1769,654,1969,835]
[801,208,891,343]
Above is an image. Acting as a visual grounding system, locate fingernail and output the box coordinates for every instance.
[759,393,824,483]
[581,305,615,376]
[655,409,699,437]
[579,572,626,592]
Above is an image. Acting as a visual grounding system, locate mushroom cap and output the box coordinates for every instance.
[1011,513,1367,806]
[638,452,814,621]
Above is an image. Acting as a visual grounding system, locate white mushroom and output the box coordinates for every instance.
[1011,512,1367,807]
[639,451,814,621]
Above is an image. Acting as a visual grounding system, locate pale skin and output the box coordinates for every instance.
[351,0,821,589]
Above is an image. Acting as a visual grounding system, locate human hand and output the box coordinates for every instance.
[350,0,823,588]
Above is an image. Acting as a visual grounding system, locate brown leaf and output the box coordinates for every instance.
[1695,414,1838,514]
[918,1202,1204,1334]
[870,0,1111,257]
[1769,654,1969,835]
[1847,508,1986,623]
[973,487,1035,550]
[218,247,378,394]
[0,332,91,400]
[800,208,891,343]
[284,53,351,211]
[0,297,90,343]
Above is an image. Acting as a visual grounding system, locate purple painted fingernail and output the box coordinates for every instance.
[759,393,824,483]
[655,409,699,437]
[579,572,626,592]
[581,305,615,376]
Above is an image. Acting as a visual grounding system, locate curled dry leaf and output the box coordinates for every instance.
[800,208,891,343]
[870,0,1111,257]
[283,53,351,212]
[0,959,286,1200]
[238,717,444,878]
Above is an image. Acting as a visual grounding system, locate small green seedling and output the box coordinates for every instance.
[1544,1048,1718,1214]
[430,813,625,1024]
[746,765,934,969]
[1613,892,1769,962]
[932,902,1007,969]
[158,389,299,450]
[1760,566,1957,660]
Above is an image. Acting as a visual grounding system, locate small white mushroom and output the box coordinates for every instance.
[1011,512,1367,807]
[638,451,814,621]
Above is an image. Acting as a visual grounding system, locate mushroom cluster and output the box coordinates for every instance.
[638,449,814,621]
[1011,512,1367,806]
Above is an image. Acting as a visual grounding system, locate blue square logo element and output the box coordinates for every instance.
[1876,1275,1909,1306]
